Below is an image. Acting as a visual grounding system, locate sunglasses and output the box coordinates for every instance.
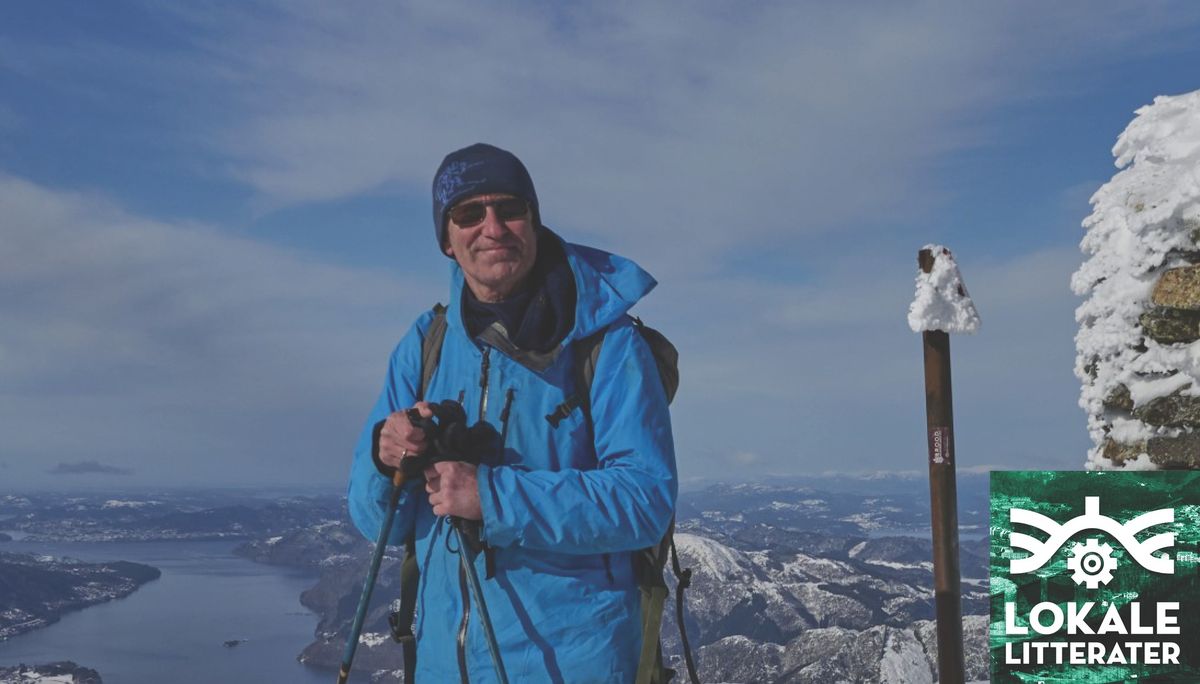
[448,198,529,228]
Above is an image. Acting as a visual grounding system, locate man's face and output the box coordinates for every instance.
[443,193,538,302]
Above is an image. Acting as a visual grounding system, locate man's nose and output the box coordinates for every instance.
[480,207,509,237]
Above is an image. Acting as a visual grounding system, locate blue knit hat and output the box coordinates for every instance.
[432,143,540,253]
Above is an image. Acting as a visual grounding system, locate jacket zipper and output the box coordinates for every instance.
[456,346,493,683]
[456,560,470,684]
[499,388,516,447]
[478,346,491,420]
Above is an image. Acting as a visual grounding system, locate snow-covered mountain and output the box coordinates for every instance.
[252,474,991,682]
[662,533,988,682]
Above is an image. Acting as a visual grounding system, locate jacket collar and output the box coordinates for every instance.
[444,227,656,367]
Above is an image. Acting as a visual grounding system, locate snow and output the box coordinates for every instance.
[767,501,802,511]
[101,499,158,509]
[879,628,934,684]
[1111,453,1159,471]
[907,245,980,334]
[700,510,744,523]
[1128,371,1193,407]
[839,512,884,530]
[782,553,857,580]
[864,559,934,571]
[1107,415,1175,445]
[674,533,753,580]
[1073,89,1200,469]
[0,672,76,683]
[359,631,389,647]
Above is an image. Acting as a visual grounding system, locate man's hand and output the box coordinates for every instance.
[378,402,435,471]
[425,461,482,520]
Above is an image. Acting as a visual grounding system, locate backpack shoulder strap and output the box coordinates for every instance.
[390,303,446,684]
[574,326,607,414]
[574,315,679,407]
[544,325,604,428]
[630,316,679,404]
[420,303,448,400]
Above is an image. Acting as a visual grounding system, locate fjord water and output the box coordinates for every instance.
[0,539,364,683]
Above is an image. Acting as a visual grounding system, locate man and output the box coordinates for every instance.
[347,143,677,683]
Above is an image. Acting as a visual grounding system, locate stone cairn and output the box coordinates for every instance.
[1073,90,1200,470]
[1101,242,1200,468]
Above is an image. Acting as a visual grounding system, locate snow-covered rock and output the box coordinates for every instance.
[1073,89,1200,469]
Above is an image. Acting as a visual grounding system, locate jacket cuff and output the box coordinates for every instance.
[477,464,517,548]
[370,419,398,480]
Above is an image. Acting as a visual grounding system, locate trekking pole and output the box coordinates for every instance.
[911,246,978,684]
[452,521,509,684]
[337,470,406,684]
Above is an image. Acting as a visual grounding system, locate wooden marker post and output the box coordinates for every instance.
[918,247,965,684]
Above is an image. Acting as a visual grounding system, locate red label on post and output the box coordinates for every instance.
[928,426,954,466]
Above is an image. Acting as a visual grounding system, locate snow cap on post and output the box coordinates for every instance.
[908,245,981,334]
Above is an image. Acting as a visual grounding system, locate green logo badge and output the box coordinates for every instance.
[990,471,1200,682]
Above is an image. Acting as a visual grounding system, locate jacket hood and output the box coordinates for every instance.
[445,227,656,346]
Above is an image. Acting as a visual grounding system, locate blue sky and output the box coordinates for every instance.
[3,2,1200,490]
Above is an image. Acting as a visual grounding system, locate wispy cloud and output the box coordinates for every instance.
[50,460,133,476]
[0,174,441,487]
[200,3,1200,267]
[645,243,1088,475]
[9,2,1197,274]
[0,170,1084,485]
[1,2,1190,486]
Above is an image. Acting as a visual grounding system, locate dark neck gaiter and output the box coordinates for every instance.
[461,231,576,354]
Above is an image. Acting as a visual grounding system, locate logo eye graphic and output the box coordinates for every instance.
[1009,496,1175,583]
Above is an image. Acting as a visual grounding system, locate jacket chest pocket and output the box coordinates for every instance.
[499,390,596,472]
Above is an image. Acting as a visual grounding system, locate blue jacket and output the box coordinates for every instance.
[347,235,678,683]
